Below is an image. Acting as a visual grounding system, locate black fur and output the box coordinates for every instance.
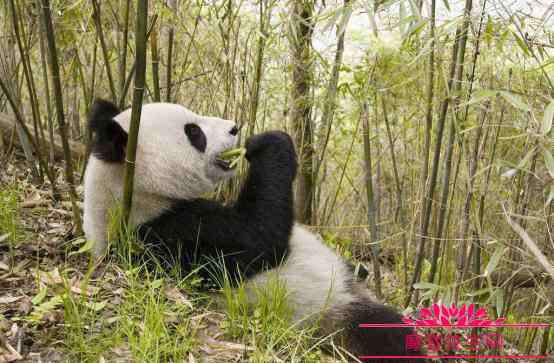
[322,298,422,361]
[138,131,297,284]
[88,99,127,162]
[184,123,207,153]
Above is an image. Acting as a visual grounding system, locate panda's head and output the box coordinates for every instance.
[87,99,239,201]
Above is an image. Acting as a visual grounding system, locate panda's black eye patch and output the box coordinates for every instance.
[184,123,207,153]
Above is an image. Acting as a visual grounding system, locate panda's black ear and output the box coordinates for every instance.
[89,99,128,163]
[88,99,120,132]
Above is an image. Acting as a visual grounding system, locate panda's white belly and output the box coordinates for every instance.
[246,224,356,319]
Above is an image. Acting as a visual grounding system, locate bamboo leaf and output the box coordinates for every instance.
[469,89,498,104]
[68,238,94,256]
[517,147,536,169]
[484,15,493,45]
[511,30,531,57]
[546,185,554,206]
[399,2,407,35]
[544,149,554,179]
[495,288,504,317]
[442,0,451,11]
[32,287,48,305]
[86,300,107,312]
[484,247,507,277]
[466,288,492,297]
[413,282,440,290]
[151,278,164,289]
[499,91,530,112]
[542,100,554,135]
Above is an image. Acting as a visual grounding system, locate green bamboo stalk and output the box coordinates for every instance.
[118,14,158,109]
[119,0,131,97]
[150,26,161,102]
[361,101,382,300]
[289,0,315,224]
[38,1,57,166]
[165,0,177,102]
[406,28,460,307]
[40,0,82,234]
[121,0,148,226]
[420,0,436,200]
[407,0,474,306]
[92,0,118,103]
[314,0,351,221]
[9,0,43,180]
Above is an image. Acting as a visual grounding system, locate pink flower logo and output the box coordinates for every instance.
[403,303,506,327]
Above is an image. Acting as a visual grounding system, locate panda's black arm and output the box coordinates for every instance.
[138,131,297,280]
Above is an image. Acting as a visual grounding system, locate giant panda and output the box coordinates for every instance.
[83,99,418,360]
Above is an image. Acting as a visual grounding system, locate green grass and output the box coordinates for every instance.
[219,268,326,362]
[0,183,24,266]
[60,267,197,362]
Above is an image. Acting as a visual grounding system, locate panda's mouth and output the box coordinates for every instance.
[214,158,235,171]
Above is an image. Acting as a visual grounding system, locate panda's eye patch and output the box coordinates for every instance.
[184,123,207,153]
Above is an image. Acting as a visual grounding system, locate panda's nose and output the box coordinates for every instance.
[229,126,239,136]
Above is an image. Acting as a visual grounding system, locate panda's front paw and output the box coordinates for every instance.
[245,131,297,177]
[245,131,294,160]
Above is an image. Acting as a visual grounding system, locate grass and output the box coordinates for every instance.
[220,270,325,362]
[0,183,24,267]
[60,267,197,362]
[49,209,330,363]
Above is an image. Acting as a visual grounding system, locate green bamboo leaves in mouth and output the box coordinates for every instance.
[215,147,246,170]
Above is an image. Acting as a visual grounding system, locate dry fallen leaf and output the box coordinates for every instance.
[39,268,63,286]
[203,335,253,351]
[163,286,193,309]
[21,199,48,208]
[0,296,21,305]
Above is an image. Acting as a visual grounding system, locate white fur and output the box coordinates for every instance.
[247,224,370,320]
[84,103,237,257]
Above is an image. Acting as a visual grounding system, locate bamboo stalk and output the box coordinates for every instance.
[314,0,351,221]
[119,0,131,97]
[92,0,118,103]
[420,0,436,202]
[150,26,161,102]
[37,20,54,164]
[118,14,158,108]
[406,29,460,306]
[165,0,177,102]
[381,93,409,290]
[40,0,82,234]
[361,101,382,300]
[407,0,474,307]
[289,0,315,224]
[9,0,44,180]
[247,0,271,136]
[121,0,148,226]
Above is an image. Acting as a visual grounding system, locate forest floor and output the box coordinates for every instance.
[0,154,343,363]
[0,154,537,363]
